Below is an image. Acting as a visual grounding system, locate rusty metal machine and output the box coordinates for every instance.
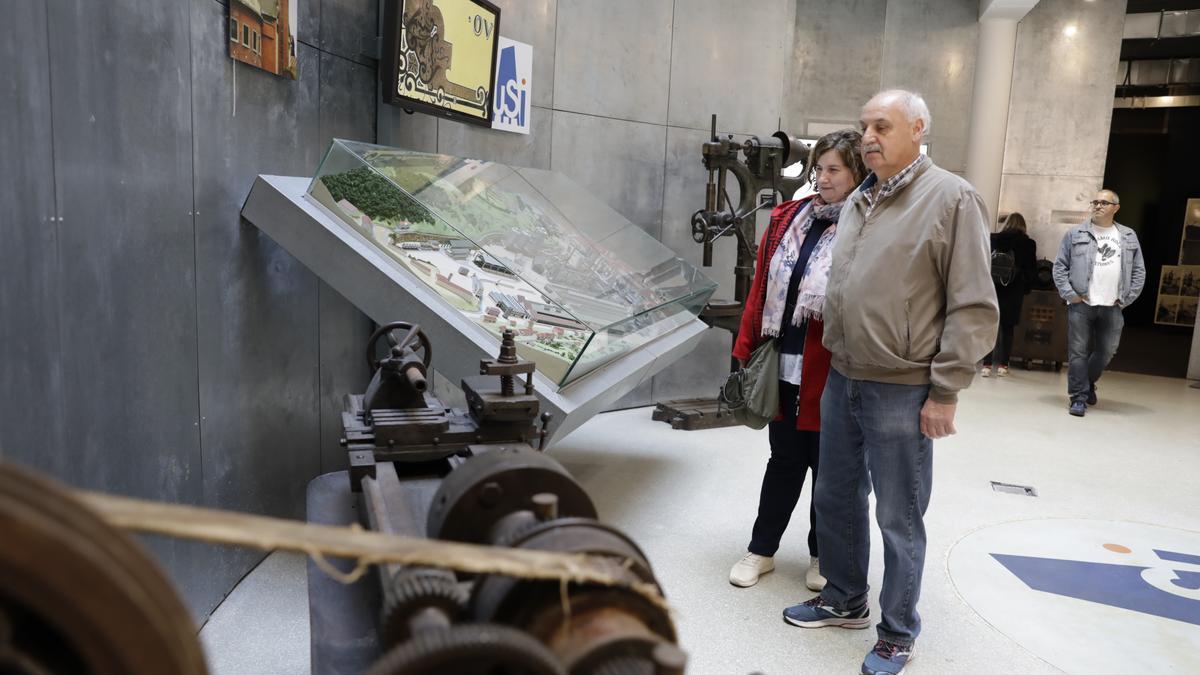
[0,463,208,675]
[322,322,685,674]
[0,320,685,674]
[654,115,810,430]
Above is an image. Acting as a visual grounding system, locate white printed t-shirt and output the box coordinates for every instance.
[1087,224,1122,306]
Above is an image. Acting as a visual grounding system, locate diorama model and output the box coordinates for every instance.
[306,140,715,385]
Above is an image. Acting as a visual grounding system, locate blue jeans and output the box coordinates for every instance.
[1067,303,1123,402]
[815,369,932,647]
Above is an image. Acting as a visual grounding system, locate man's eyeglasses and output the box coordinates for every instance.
[1090,200,1118,208]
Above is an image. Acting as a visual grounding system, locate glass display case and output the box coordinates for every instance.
[305,139,717,386]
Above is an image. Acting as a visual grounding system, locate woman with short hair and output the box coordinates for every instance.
[728,129,867,590]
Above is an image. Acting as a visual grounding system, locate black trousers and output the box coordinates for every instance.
[748,381,820,558]
[983,323,1016,367]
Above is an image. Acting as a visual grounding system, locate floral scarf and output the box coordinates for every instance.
[761,199,844,337]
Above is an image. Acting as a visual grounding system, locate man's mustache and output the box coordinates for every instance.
[863,144,883,154]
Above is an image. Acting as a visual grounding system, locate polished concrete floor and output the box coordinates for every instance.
[200,368,1200,674]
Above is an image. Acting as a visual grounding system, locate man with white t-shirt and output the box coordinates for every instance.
[1052,189,1146,417]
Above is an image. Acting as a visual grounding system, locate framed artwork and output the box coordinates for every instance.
[229,0,298,79]
[1155,264,1200,326]
[1179,198,1200,265]
[380,0,501,127]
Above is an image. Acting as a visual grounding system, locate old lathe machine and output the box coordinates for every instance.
[327,321,684,673]
[0,321,685,675]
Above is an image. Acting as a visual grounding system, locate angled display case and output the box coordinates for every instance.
[242,140,716,444]
[306,140,716,386]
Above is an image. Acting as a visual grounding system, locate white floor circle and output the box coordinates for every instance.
[948,519,1200,673]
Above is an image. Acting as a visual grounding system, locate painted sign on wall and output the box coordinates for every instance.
[491,37,532,135]
[380,0,501,127]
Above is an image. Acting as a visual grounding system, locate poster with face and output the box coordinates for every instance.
[229,0,298,79]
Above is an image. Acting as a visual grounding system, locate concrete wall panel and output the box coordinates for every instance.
[46,0,209,604]
[437,105,553,169]
[193,0,324,520]
[1003,0,1125,178]
[319,0,377,66]
[379,105,440,152]
[0,1,64,472]
[784,0,888,134]
[320,52,377,144]
[319,282,372,473]
[550,110,667,238]
[553,0,674,124]
[999,173,1102,260]
[493,0,557,109]
[650,326,732,404]
[667,0,794,135]
[880,0,979,173]
[190,1,328,614]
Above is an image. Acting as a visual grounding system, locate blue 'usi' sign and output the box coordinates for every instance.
[492,38,531,134]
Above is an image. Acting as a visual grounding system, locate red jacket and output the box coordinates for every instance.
[732,197,833,432]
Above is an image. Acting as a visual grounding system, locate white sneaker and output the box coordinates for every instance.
[980,366,991,378]
[729,553,774,587]
[805,556,827,591]
[997,365,1010,377]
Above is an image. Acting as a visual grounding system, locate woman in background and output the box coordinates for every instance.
[982,212,1037,376]
[728,129,866,590]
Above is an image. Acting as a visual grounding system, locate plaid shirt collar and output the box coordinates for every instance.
[861,154,926,212]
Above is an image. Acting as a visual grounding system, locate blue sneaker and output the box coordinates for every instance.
[861,639,914,674]
[1086,383,1098,406]
[1069,400,1086,417]
[782,596,870,629]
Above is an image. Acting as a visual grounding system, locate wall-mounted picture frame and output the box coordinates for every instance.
[1155,264,1200,326]
[380,0,501,128]
[229,0,298,79]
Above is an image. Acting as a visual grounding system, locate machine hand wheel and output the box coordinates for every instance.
[367,321,433,372]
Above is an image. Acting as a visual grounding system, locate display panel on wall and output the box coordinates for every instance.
[229,0,298,79]
[1155,265,1200,327]
[306,140,717,385]
[1180,198,1200,265]
[381,0,500,127]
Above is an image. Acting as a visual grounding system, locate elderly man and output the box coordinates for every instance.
[780,90,998,675]
[1052,190,1145,417]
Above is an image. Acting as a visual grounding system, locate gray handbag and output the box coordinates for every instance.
[720,338,780,430]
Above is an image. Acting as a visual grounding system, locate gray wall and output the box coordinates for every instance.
[0,0,377,620]
[382,0,985,408]
[999,0,1126,258]
[786,0,981,175]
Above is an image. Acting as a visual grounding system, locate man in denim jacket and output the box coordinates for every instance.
[1052,189,1146,417]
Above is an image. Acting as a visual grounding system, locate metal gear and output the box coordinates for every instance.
[366,623,565,675]
[379,569,468,646]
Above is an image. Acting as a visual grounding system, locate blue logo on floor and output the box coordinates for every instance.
[992,547,1200,626]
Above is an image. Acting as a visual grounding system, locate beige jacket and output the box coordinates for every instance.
[822,156,998,403]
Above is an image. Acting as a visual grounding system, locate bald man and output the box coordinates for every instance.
[782,90,998,675]
[1052,189,1146,417]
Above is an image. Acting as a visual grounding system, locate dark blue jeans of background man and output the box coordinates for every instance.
[1067,303,1124,403]
[814,369,932,647]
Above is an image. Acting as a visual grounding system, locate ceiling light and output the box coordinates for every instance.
[1063,24,1078,37]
